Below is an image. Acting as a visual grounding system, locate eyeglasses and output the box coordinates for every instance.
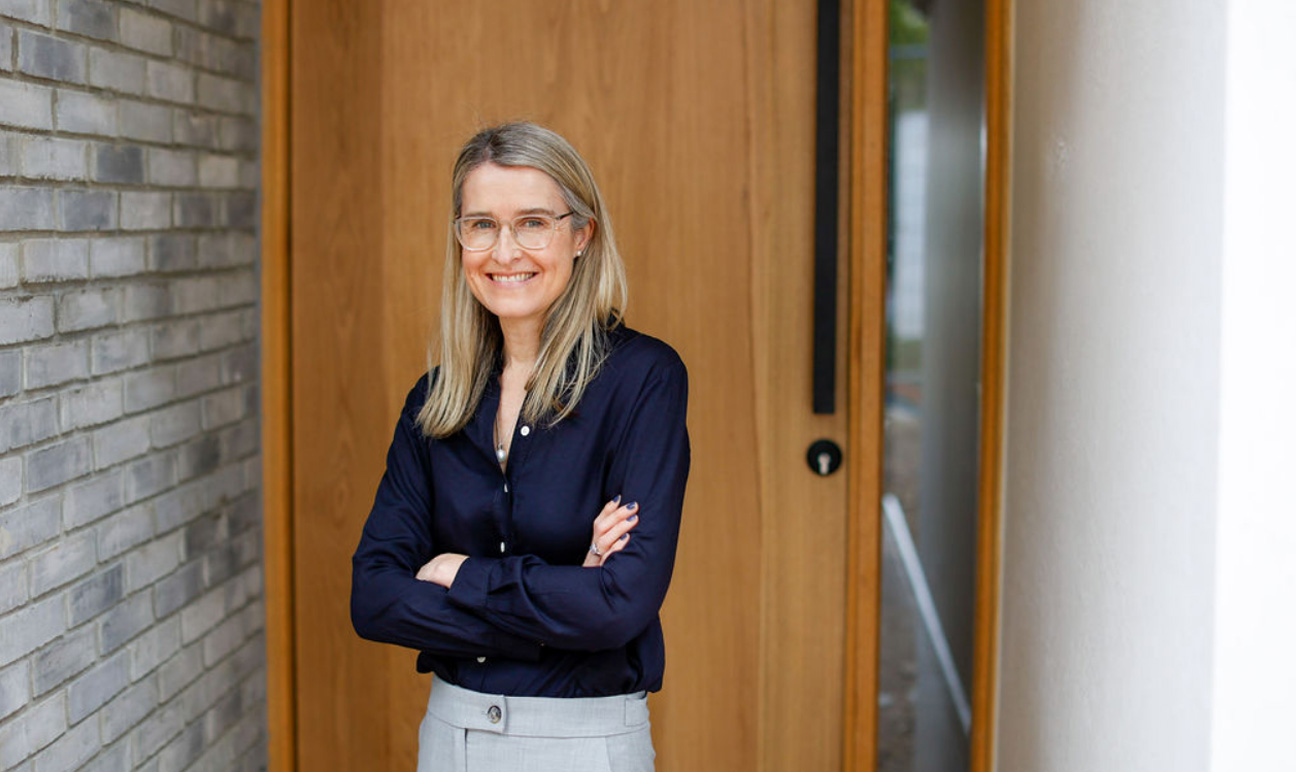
[454,211,576,252]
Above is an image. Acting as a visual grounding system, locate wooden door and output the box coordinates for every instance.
[278,1,860,770]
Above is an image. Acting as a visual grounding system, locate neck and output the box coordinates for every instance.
[499,317,541,372]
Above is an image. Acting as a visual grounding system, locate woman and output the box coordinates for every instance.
[351,122,690,772]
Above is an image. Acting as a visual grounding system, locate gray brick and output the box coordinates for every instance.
[238,158,258,189]
[96,501,153,559]
[197,232,251,269]
[204,542,236,586]
[128,616,178,679]
[124,453,173,502]
[0,718,31,769]
[119,7,172,56]
[197,310,241,350]
[80,739,130,772]
[182,511,224,557]
[201,602,247,665]
[126,531,180,592]
[57,0,117,42]
[200,386,243,429]
[197,154,238,189]
[0,185,57,231]
[32,710,100,772]
[177,433,221,480]
[196,72,244,113]
[122,281,174,322]
[0,454,20,506]
[158,715,204,770]
[120,190,171,230]
[178,585,223,644]
[118,99,171,142]
[0,659,30,721]
[146,59,192,103]
[174,109,217,148]
[30,530,96,595]
[56,286,119,332]
[92,414,151,469]
[20,237,89,282]
[93,144,145,184]
[0,0,51,24]
[69,564,124,626]
[224,191,256,229]
[153,481,200,532]
[174,192,216,228]
[151,317,199,359]
[24,339,89,388]
[27,436,92,492]
[67,650,128,722]
[100,677,156,741]
[217,116,256,153]
[0,241,18,288]
[153,560,200,618]
[148,146,196,186]
[0,132,18,175]
[124,366,176,412]
[176,353,220,396]
[149,232,196,271]
[134,700,183,760]
[62,471,124,529]
[203,678,243,738]
[55,89,116,135]
[0,396,59,453]
[0,555,29,613]
[20,136,87,180]
[150,400,200,447]
[98,591,151,652]
[8,596,75,671]
[148,0,195,22]
[27,690,70,753]
[60,378,124,430]
[0,23,11,72]
[0,76,54,131]
[0,350,22,397]
[0,296,55,344]
[18,30,87,84]
[91,329,149,375]
[0,496,61,563]
[88,47,146,95]
[91,236,147,278]
[58,188,118,231]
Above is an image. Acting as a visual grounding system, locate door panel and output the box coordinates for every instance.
[291,2,848,770]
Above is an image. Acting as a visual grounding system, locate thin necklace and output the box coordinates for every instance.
[493,410,507,465]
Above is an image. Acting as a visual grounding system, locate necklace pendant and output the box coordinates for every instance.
[495,445,507,463]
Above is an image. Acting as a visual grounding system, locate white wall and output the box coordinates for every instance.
[1211,2,1296,770]
[998,1,1226,770]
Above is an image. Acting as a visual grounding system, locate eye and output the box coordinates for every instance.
[516,217,551,231]
[465,218,498,231]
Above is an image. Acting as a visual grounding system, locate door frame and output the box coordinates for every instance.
[258,0,1011,768]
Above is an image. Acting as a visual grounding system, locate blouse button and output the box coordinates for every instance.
[487,705,502,724]
[477,656,486,664]
[519,425,531,437]
[499,542,506,553]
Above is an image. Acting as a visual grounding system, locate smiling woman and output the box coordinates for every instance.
[350,123,690,772]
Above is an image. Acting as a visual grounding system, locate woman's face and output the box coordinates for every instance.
[458,162,591,334]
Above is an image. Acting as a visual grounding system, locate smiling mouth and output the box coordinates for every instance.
[489,272,537,284]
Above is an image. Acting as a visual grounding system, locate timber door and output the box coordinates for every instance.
[274,1,868,770]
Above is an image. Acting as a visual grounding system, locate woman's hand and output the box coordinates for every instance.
[416,553,468,588]
[583,496,640,567]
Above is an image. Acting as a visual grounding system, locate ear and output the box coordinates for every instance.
[574,219,595,255]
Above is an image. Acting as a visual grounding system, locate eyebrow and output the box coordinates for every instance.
[460,207,561,218]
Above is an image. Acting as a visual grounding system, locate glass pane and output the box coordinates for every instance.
[877,0,985,770]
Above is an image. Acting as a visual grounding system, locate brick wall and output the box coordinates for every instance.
[0,0,264,770]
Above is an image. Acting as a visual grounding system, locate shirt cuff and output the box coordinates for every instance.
[446,556,492,611]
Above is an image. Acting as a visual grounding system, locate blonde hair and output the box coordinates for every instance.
[417,123,629,438]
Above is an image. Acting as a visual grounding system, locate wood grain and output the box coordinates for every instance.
[842,0,889,768]
[286,1,851,770]
[971,0,1012,769]
[259,0,294,769]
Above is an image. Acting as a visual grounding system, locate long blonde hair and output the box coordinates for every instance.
[417,123,629,438]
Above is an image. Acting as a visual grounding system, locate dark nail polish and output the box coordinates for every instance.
[627,501,638,511]
[612,495,621,505]
[628,515,638,522]
[620,534,629,541]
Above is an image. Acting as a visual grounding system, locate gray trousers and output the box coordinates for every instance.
[417,679,656,772]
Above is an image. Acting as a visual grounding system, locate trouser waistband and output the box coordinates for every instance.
[425,678,649,737]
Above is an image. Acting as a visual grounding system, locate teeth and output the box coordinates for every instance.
[491,273,535,283]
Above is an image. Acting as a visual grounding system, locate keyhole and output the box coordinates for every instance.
[806,439,842,476]
[818,453,831,475]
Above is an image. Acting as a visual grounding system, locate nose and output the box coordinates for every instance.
[492,223,523,263]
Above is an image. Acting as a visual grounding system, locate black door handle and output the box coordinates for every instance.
[813,0,841,414]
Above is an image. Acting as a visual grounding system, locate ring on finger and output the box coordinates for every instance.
[589,542,603,557]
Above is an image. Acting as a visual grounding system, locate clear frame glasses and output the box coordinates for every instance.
[454,211,576,252]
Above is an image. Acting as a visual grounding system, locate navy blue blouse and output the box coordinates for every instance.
[350,326,690,697]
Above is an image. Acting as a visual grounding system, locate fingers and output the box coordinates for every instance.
[591,501,639,564]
